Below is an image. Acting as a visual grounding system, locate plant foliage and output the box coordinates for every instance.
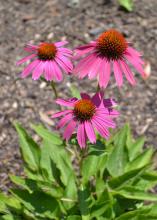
[0,123,157,219]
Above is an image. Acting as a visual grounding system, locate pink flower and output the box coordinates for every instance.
[17,41,73,81]
[73,29,145,88]
[51,92,119,148]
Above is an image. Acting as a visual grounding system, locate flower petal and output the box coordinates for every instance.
[92,92,104,107]
[91,118,110,139]
[57,113,73,129]
[32,61,44,80]
[16,54,36,66]
[51,110,73,118]
[120,60,136,85]
[63,120,76,141]
[94,115,116,128]
[56,98,78,107]
[124,53,144,77]
[77,123,86,148]
[99,59,111,88]
[84,121,96,144]
[55,41,68,47]
[113,61,123,87]
[21,60,39,78]
[51,61,63,81]
[80,93,91,100]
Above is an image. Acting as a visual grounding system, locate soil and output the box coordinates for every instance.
[0,0,157,191]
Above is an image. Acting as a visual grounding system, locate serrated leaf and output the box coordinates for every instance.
[119,0,133,12]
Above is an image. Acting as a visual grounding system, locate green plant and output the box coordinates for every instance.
[0,123,157,219]
[118,0,133,12]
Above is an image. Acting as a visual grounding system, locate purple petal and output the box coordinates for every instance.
[56,98,78,107]
[120,60,136,85]
[63,120,76,141]
[32,61,44,80]
[96,108,120,117]
[91,118,110,139]
[16,54,36,66]
[103,98,117,108]
[92,92,104,107]
[94,115,116,128]
[80,93,91,100]
[113,61,123,87]
[84,121,96,144]
[75,42,96,51]
[77,123,86,149]
[73,53,97,75]
[51,61,63,81]
[56,54,73,70]
[124,53,144,77]
[55,57,72,73]
[127,47,143,58]
[44,61,54,81]
[55,41,68,47]
[21,60,39,78]
[51,110,73,118]
[57,113,73,129]
[88,57,103,79]
[99,59,111,88]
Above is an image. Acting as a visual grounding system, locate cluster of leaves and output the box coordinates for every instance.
[0,123,157,219]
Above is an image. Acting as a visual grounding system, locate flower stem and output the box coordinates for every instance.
[97,84,101,92]
[50,81,58,99]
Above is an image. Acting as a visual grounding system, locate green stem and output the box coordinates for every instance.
[50,81,58,99]
[97,84,101,92]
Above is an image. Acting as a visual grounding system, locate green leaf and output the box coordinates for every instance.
[11,189,60,219]
[107,125,129,176]
[128,137,145,161]
[14,123,40,172]
[0,193,21,211]
[78,185,91,219]
[133,172,157,190]
[40,140,75,186]
[119,0,133,12]
[91,187,114,218]
[125,148,154,172]
[63,174,77,210]
[68,84,81,99]
[10,175,63,199]
[81,152,107,183]
[31,124,62,145]
[114,186,157,201]
[67,216,81,220]
[108,166,147,189]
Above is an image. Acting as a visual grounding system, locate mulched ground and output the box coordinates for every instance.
[0,0,157,191]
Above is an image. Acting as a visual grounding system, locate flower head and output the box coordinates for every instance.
[17,41,73,81]
[73,29,144,88]
[51,92,119,148]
